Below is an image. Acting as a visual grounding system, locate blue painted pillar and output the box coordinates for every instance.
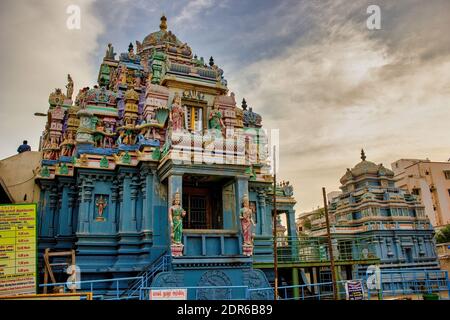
[257,190,269,235]
[141,167,154,232]
[372,237,382,261]
[168,174,183,208]
[67,185,78,235]
[110,182,119,231]
[286,209,299,259]
[286,209,297,238]
[265,198,273,236]
[130,176,139,232]
[49,186,58,236]
[152,172,168,249]
[394,237,402,261]
[235,177,249,230]
[77,177,93,234]
[222,182,235,230]
[58,183,71,236]
[39,184,53,237]
[119,172,137,232]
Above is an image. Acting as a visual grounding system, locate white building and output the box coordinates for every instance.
[391,158,450,229]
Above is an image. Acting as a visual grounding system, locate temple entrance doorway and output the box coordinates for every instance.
[182,175,233,230]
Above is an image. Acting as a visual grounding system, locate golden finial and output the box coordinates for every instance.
[361,149,366,161]
[160,15,167,31]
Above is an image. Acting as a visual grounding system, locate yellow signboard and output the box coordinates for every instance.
[0,292,93,300]
[0,204,37,297]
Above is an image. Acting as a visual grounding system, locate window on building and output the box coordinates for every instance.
[184,105,203,133]
[371,207,380,216]
[390,208,397,216]
[416,208,425,217]
[412,188,420,196]
[443,170,450,179]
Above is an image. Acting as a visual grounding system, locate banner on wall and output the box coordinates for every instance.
[345,280,365,300]
[0,204,37,297]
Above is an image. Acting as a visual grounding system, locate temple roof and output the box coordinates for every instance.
[340,149,394,184]
[141,15,183,48]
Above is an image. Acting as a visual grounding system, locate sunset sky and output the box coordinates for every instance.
[0,0,449,213]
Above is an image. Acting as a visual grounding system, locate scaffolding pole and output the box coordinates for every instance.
[273,145,278,300]
[322,187,338,300]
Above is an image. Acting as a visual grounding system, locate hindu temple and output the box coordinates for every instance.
[306,150,440,278]
[35,16,298,299]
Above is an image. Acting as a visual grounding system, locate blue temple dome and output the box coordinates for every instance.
[340,149,394,184]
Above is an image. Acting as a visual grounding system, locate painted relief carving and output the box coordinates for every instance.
[95,195,108,221]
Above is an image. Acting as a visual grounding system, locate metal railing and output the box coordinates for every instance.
[270,236,378,264]
[365,269,450,300]
[121,254,171,299]
[39,276,143,300]
[37,269,450,300]
[247,280,350,300]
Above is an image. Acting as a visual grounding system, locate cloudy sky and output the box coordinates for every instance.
[0,0,449,213]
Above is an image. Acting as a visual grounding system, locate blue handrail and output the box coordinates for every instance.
[122,253,171,299]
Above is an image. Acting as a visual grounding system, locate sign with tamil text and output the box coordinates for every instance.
[0,204,37,297]
[149,288,187,300]
[345,280,364,300]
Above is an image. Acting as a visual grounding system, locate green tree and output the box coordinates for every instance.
[303,218,312,230]
[435,225,450,244]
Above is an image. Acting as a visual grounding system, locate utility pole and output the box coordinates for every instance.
[273,145,278,300]
[322,187,338,300]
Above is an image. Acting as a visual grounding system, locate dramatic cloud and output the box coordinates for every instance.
[228,0,450,212]
[173,0,215,26]
[0,0,103,159]
[1,0,449,214]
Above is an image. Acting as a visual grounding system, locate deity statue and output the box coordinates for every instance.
[209,103,225,134]
[136,128,146,144]
[134,75,141,88]
[103,122,114,148]
[123,128,135,144]
[120,65,128,85]
[169,93,185,132]
[168,191,186,244]
[94,120,105,148]
[240,194,255,248]
[60,131,76,157]
[95,196,107,221]
[66,74,74,101]
[116,131,125,145]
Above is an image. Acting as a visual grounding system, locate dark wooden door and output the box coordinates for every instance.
[183,187,212,229]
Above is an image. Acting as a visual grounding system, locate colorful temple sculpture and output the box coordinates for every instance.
[306,150,440,278]
[35,16,298,299]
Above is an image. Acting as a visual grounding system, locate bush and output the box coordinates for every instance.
[435,225,450,244]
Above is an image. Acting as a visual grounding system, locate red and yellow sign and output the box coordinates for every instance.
[0,204,37,297]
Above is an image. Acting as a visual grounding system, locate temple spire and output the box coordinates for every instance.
[160,15,167,31]
[361,149,366,161]
[242,98,247,111]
